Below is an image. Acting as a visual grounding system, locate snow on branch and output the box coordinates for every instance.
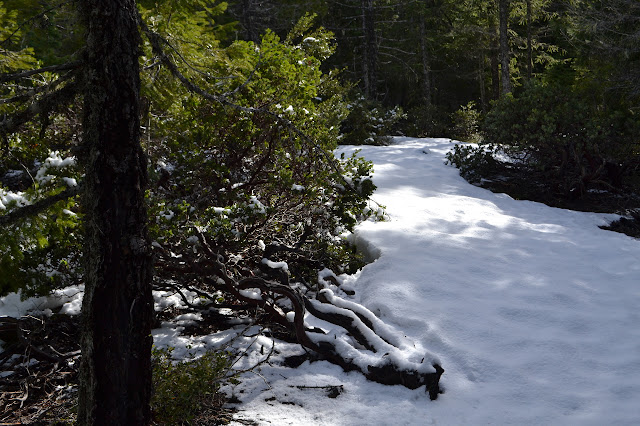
[0,184,81,227]
[187,229,444,399]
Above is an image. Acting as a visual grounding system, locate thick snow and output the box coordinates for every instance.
[2,137,639,424]
[226,137,640,425]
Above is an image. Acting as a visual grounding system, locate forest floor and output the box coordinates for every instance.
[1,137,639,425]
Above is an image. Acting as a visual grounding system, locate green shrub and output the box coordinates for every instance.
[340,92,405,145]
[151,347,236,425]
[399,104,449,138]
[1,11,380,297]
[445,143,498,183]
[450,101,482,143]
[481,80,640,196]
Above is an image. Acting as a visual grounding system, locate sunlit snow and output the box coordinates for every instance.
[1,137,639,425]
[227,137,640,425]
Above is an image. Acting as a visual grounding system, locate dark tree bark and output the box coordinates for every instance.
[499,0,512,94]
[362,0,378,99]
[526,0,532,80]
[241,0,259,43]
[419,18,432,107]
[478,55,487,113]
[489,19,500,100]
[77,0,153,424]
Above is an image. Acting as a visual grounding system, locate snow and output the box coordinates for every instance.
[225,137,640,425]
[0,286,84,319]
[1,137,639,424]
[249,196,267,214]
[261,257,289,272]
[0,188,29,210]
[35,151,76,184]
[63,177,77,187]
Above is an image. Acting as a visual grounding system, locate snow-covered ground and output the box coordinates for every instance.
[225,137,640,425]
[2,137,639,424]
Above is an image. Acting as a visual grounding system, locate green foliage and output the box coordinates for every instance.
[0,2,38,72]
[0,2,84,298]
[449,101,482,143]
[340,92,405,145]
[0,152,82,297]
[399,104,449,138]
[0,2,381,299]
[445,143,498,183]
[151,347,235,425]
[1,0,82,66]
[481,79,640,195]
[140,9,378,281]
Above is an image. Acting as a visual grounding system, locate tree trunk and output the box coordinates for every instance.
[479,54,487,113]
[362,0,378,99]
[499,0,512,94]
[419,18,432,107]
[78,0,153,424]
[490,20,500,100]
[241,0,259,43]
[526,0,532,80]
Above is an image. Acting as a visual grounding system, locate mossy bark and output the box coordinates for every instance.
[77,1,153,424]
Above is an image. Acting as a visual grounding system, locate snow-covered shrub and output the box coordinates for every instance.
[0,151,82,297]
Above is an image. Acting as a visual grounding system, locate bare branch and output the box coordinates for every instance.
[0,79,79,137]
[0,61,81,83]
[1,70,76,105]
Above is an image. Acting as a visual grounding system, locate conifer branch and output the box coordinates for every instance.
[0,79,79,136]
[0,70,76,105]
[0,61,81,83]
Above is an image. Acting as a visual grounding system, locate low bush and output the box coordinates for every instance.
[399,104,449,138]
[340,92,405,145]
[445,143,498,183]
[481,80,640,197]
[449,101,482,143]
[151,347,236,425]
